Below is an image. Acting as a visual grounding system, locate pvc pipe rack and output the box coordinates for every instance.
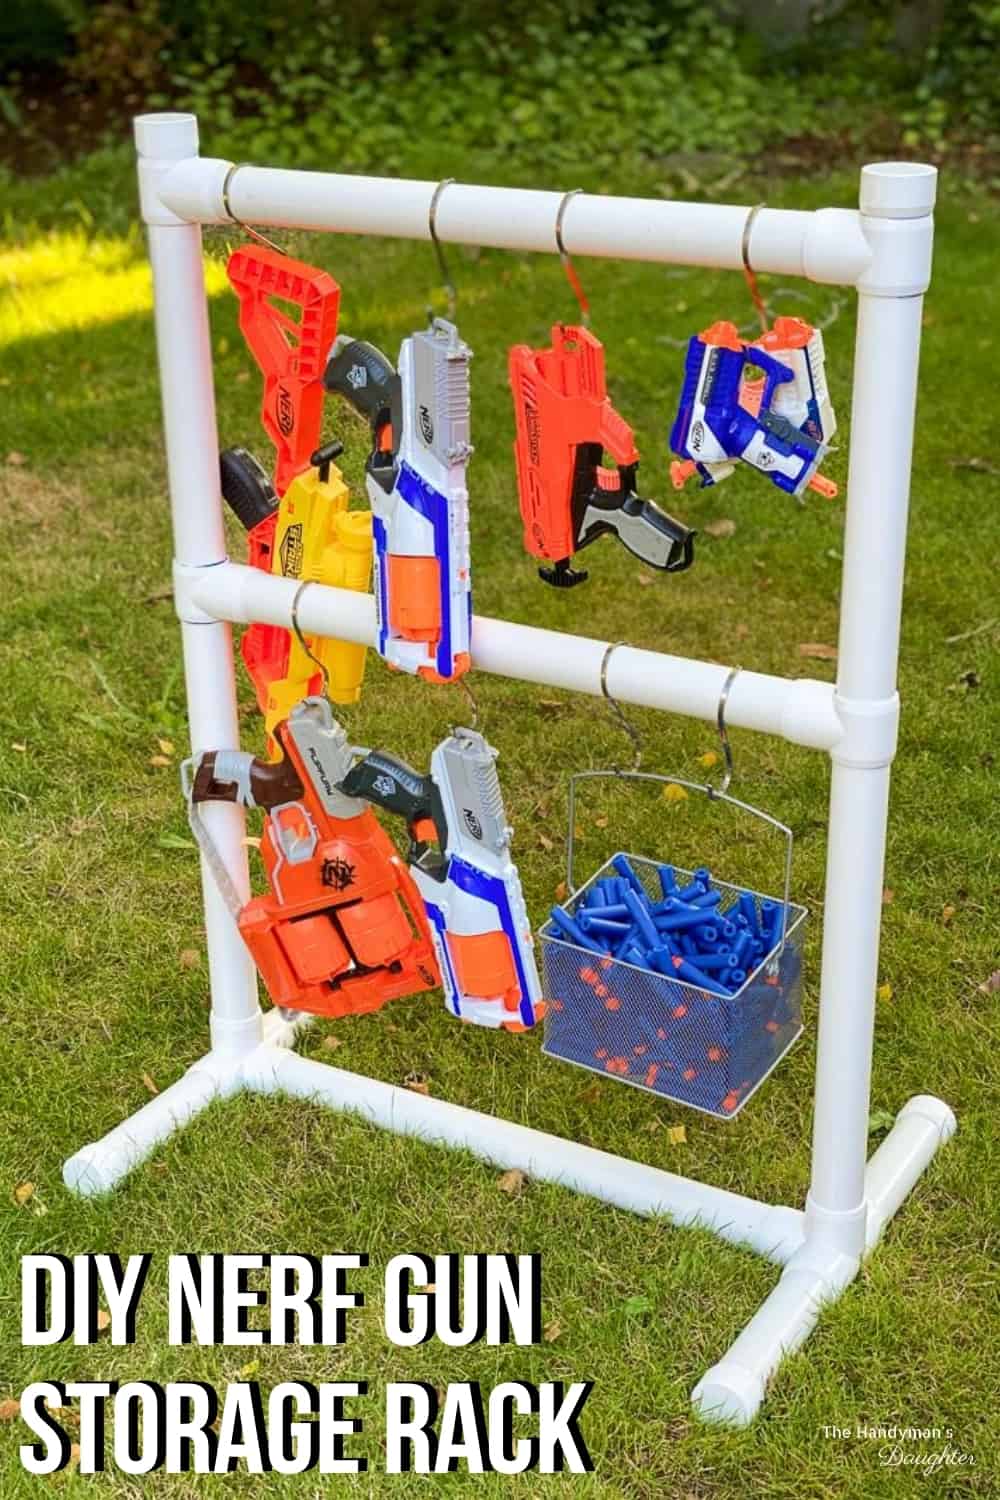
[62,112,956,1428]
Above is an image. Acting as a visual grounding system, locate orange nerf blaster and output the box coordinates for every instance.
[187,698,439,1020]
[221,247,372,738]
[509,324,695,587]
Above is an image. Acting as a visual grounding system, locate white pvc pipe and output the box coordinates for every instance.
[863,1094,956,1251]
[242,1048,805,1264]
[63,1056,235,1196]
[185,561,842,752]
[692,1088,954,1425]
[155,154,872,287]
[806,165,935,1236]
[140,118,263,1059]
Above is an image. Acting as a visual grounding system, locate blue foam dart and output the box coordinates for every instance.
[682,949,736,972]
[623,887,660,949]
[657,864,678,897]
[732,931,755,969]
[548,905,606,953]
[584,902,629,921]
[690,888,722,909]
[581,883,608,909]
[621,943,648,967]
[694,924,719,946]
[612,855,646,898]
[653,904,707,933]
[579,915,631,936]
[677,878,707,902]
[679,934,698,957]
[693,866,712,885]
[671,956,734,997]
[738,892,762,938]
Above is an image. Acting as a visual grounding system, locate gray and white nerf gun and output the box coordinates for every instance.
[324,318,473,682]
[339,726,544,1031]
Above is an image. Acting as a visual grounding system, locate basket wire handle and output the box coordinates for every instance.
[428,178,458,322]
[567,663,793,970]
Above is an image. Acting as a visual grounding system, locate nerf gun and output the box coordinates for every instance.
[186,697,440,1020]
[324,319,473,682]
[669,317,838,499]
[508,324,695,587]
[220,443,372,740]
[340,728,543,1030]
[222,245,372,738]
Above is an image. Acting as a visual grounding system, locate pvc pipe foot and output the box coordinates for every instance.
[864,1092,956,1252]
[691,1361,766,1429]
[62,1057,241,1196]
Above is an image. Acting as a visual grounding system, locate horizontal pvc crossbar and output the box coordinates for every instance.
[182,561,843,751]
[155,157,873,287]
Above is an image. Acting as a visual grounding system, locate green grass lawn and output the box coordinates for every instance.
[1,145,998,1498]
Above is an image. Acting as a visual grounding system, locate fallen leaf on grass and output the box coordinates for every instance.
[538,699,566,718]
[543,1321,562,1342]
[149,755,171,768]
[179,948,200,970]
[497,1169,526,1197]
[798,642,837,661]
[662,783,688,803]
[96,1309,111,1336]
[0,1399,20,1421]
[537,833,554,853]
[13,1182,35,1206]
[877,982,893,1003]
[158,832,196,851]
[978,970,1000,995]
[403,1072,430,1095]
[6,451,27,466]
[11,742,26,753]
[949,456,1000,477]
[578,1081,602,1105]
[636,571,655,587]
[882,887,894,905]
[238,1359,259,1380]
[623,1294,653,1317]
[554,881,568,903]
[868,1109,895,1135]
[67,1443,82,1469]
[941,904,956,926]
[666,1124,687,1145]
[322,1035,344,1051]
[594,815,609,829]
[735,622,750,640]
[242,836,262,849]
[142,1073,159,1096]
[696,751,719,770]
[157,738,175,757]
[703,518,736,539]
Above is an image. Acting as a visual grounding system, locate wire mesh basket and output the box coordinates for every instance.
[540,848,807,1119]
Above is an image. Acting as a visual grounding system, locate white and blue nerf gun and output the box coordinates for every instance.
[339,727,544,1031]
[325,318,473,682]
[669,316,838,500]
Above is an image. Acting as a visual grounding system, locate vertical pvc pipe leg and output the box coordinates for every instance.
[137,114,262,1059]
[807,163,938,1254]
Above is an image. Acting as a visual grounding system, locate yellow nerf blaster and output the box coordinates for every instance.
[220,442,373,744]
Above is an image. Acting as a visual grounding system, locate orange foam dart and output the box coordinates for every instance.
[670,458,699,490]
[227,245,340,496]
[808,471,839,499]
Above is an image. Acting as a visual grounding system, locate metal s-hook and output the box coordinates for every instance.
[600,641,642,772]
[555,188,591,328]
[741,201,769,335]
[221,162,288,256]
[428,177,458,321]
[709,665,741,798]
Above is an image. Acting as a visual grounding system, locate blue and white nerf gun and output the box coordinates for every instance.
[339,727,544,1031]
[669,317,838,500]
[325,319,473,682]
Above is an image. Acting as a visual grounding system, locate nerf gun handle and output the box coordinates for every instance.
[324,336,402,487]
[190,746,303,812]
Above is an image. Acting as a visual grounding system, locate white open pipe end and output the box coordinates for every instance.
[864,1093,956,1252]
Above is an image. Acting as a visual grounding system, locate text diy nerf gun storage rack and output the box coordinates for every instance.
[61,113,955,1429]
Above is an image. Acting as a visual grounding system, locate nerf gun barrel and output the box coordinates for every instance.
[669,317,838,498]
[340,729,543,1030]
[187,698,440,1020]
[220,445,373,744]
[509,324,695,587]
[325,319,473,682]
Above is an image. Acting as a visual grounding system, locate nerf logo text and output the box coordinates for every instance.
[276,385,295,437]
[419,404,434,444]
[689,420,705,454]
[524,401,540,467]
[463,809,483,840]
[279,523,304,578]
